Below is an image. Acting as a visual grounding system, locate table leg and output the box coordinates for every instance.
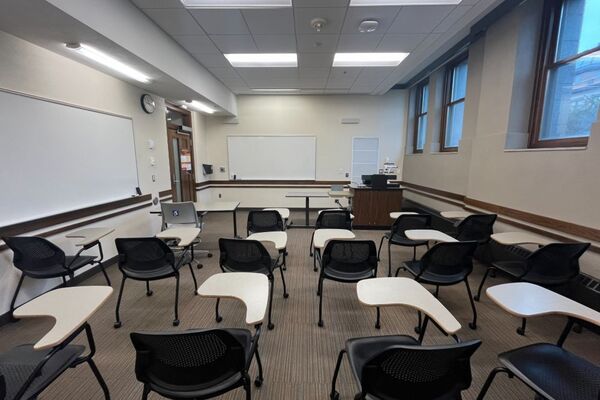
[233,209,239,238]
[305,196,310,226]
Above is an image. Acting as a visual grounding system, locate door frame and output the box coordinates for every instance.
[166,103,197,202]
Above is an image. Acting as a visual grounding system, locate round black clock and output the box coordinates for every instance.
[141,94,156,114]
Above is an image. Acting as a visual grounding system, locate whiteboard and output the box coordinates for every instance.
[227,136,316,180]
[0,89,139,227]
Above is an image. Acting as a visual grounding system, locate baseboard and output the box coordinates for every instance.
[0,256,118,327]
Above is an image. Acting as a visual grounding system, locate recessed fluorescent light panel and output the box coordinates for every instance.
[66,43,150,83]
[350,0,461,5]
[180,0,291,8]
[224,53,297,68]
[252,88,300,92]
[333,53,409,67]
[184,100,216,114]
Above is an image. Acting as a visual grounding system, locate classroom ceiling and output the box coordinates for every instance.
[130,0,502,95]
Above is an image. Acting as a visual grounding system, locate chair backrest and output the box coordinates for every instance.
[391,214,432,237]
[2,236,66,274]
[130,329,246,393]
[525,242,590,285]
[420,241,478,278]
[115,238,175,273]
[219,238,272,273]
[321,240,378,277]
[160,202,201,230]
[455,214,497,243]
[316,210,352,230]
[361,340,482,399]
[247,210,284,234]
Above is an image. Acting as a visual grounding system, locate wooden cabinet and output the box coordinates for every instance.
[351,188,404,228]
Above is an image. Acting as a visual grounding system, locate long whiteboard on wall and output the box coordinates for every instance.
[0,89,139,227]
[227,136,316,180]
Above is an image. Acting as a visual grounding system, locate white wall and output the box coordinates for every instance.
[0,31,172,313]
[197,92,407,208]
[400,0,600,278]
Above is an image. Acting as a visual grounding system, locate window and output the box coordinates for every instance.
[351,137,379,185]
[440,56,468,151]
[413,81,429,153]
[530,0,600,148]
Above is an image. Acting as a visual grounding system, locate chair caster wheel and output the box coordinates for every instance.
[318,320,324,328]
[146,290,153,297]
[254,378,263,387]
[414,326,421,334]
[283,293,289,299]
[173,319,180,326]
[330,391,340,400]
[113,321,122,329]
[516,327,525,336]
[474,295,480,302]
[313,268,318,272]
[196,264,203,269]
[282,267,287,271]
[375,323,381,330]
[216,316,223,323]
[469,323,477,330]
[207,253,213,258]
[268,323,274,330]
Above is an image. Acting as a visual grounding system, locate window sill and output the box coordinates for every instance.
[430,151,459,155]
[504,146,587,153]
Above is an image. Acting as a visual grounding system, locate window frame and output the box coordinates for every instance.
[439,53,469,152]
[529,0,598,148]
[412,79,429,154]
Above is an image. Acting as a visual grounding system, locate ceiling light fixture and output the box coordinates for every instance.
[310,18,328,33]
[333,52,409,67]
[252,88,300,93]
[179,0,291,8]
[184,100,216,114]
[350,0,461,5]
[224,53,297,68]
[66,43,151,83]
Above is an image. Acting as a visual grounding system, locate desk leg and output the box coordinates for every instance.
[233,209,239,238]
[305,197,310,226]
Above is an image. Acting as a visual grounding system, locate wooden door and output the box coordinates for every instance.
[167,128,196,202]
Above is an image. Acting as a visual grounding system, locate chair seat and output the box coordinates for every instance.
[386,233,428,247]
[0,344,84,400]
[148,329,254,399]
[404,260,467,285]
[493,261,527,278]
[499,343,600,400]
[24,256,96,279]
[346,335,419,385]
[324,265,375,282]
[122,251,192,280]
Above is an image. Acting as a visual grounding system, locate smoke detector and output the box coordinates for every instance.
[310,18,328,32]
[358,19,379,33]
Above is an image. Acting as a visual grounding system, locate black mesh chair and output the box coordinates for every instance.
[247,210,284,235]
[219,238,288,330]
[378,214,431,277]
[114,237,198,328]
[330,335,482,400]
[2,236,110,319]
[396,241,479,329]
[310,210,354,271]
[309,210,353,256]
[318,240,378,327]
[130,328,264,400]
[161,201,212,269]
[0,323,109,400]
[477,317,600,400]
[453,214,497,243]
[475,242,590,335]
